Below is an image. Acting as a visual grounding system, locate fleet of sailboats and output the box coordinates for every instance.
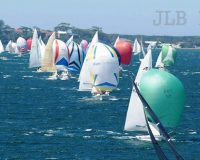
[0,30,185,159]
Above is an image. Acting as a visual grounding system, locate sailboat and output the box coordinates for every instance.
[67,41,84,73]
[0,40,4,53]
[53,39,70,80]
[133,82,184,160]
[161,44,177,66]
[125,46,184,158]
[89,42,120,95]
[155,44,176,70]
[16,37,27,54]
[133,38,145,62]
[29,29,42,68]
[132,38,141,55]
[155,51,164,69]
[124,48,153,133]
[6,40,17,53]
[78,31,98,91]
[40,32,57,73]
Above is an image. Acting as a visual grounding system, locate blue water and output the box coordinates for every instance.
[0,50,199,159]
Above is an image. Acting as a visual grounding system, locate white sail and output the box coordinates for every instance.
[86,31,98,53]
[135,49,152,84]
[78,31,98,91]
[38,37,45,60]
[147,44,152,52]
[29,29,41,68]
[155,51,164,68]
[125,90,161,138]
[124,49,152,131]
[5,40,11,52]
[6,40,17,53]
[114,36,119,48]
[133,38,141,55]
[79,60,92,91]
[0,40,4,53]
[124,86,146,131]
[41,32,56,72]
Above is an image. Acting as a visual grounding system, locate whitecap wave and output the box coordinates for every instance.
[0,57,8,60]
[3,75,11,78]
[85,129,92,132]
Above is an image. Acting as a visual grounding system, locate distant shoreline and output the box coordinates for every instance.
[151,48,200,50]
[176,48,200,50]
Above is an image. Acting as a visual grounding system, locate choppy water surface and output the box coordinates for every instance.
[0,50,199,159]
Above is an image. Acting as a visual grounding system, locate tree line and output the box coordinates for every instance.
[0,19,200,48]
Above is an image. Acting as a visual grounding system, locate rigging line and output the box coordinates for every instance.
[133,82,184,160]
[143,100,168,160]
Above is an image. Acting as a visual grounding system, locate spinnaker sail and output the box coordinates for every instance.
[79,31,98,91]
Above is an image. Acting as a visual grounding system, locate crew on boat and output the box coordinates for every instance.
[91,86,109,96]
